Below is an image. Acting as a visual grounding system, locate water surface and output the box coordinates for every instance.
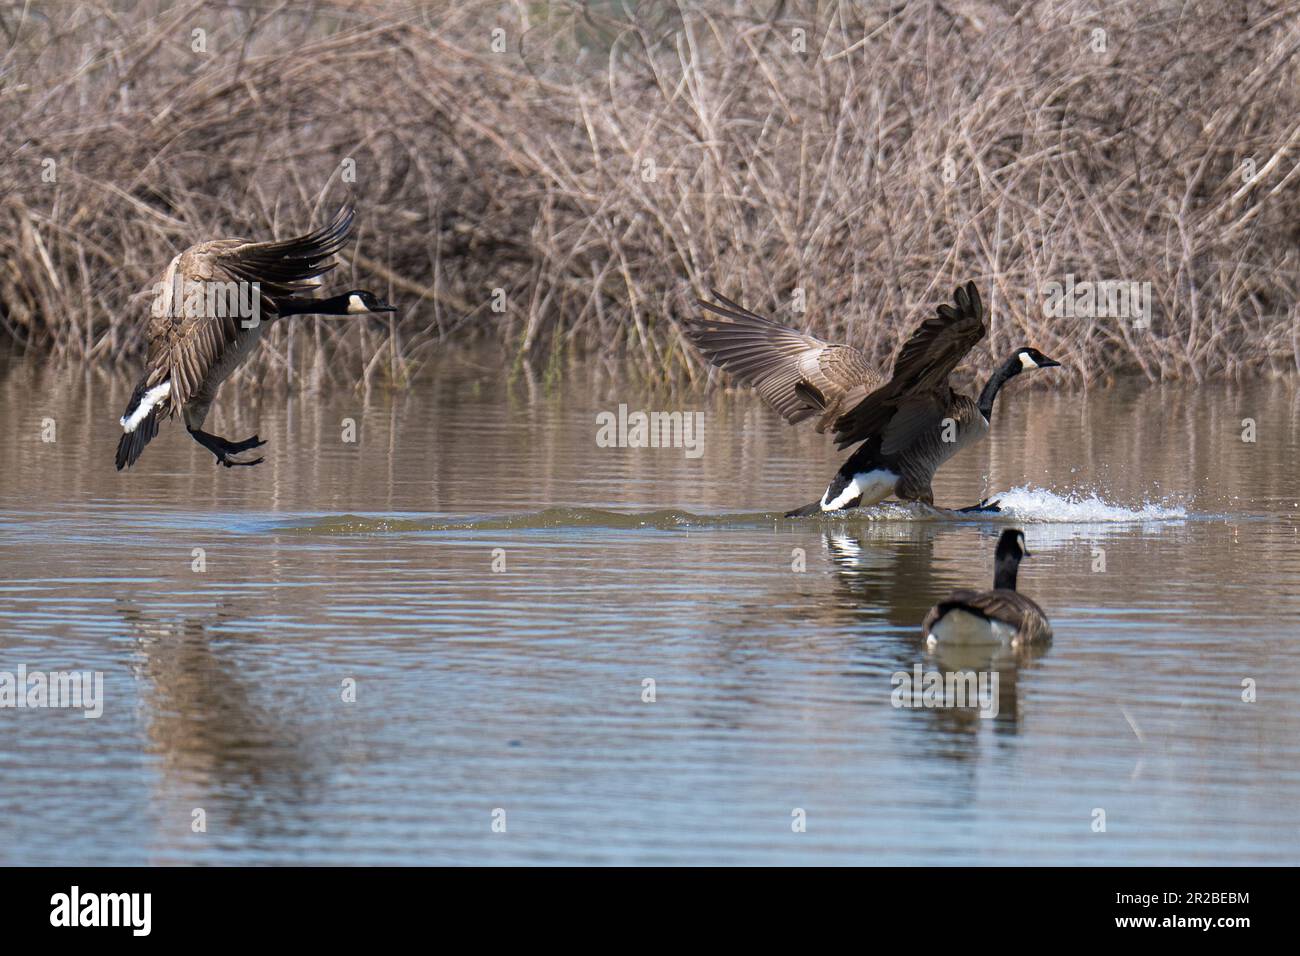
[1,353,1297,864]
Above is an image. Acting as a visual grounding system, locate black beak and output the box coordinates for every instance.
[1039,357,1062,368]
[375,302,397,313]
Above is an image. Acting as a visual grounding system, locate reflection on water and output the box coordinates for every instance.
[0,350,1297,864]
[822,526,1052,732]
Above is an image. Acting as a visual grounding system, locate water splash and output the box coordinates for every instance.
[989,485,1187,523]
[773,485,1189,526]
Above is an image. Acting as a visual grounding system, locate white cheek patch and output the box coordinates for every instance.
[1019,352,1038,370]
[820,469,897,511]
[346,294,368,314]
[121,381,171,432]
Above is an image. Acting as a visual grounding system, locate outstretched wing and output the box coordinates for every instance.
[211,203,355,301]
[684,291,880,427]
[152,205,356,410]
[831,281,986,450]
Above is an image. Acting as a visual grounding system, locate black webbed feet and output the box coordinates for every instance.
[190,428,267,469]
[224,434,266,453]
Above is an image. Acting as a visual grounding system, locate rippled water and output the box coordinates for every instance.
[0,351,1297,865]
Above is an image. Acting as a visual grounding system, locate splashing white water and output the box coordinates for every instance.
[990,485,1187,523]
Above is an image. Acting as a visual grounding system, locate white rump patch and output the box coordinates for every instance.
[121,381,171,432]
[927,608,1017,647]
[820,469,897,512]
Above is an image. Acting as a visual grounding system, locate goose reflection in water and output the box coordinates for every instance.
[820,527,1051,735]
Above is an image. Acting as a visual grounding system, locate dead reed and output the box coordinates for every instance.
[2,0,1298,390]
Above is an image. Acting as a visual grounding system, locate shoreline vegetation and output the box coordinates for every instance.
[2,1,1298,392]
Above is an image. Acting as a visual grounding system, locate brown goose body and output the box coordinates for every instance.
[921,529,1053,647]
[115,205,394,471]
[684,283,1060,515]
[921,587,1053,646]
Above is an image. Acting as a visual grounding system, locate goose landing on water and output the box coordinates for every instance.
[683,282,1060,516]
[921,529,1052,648]
[115,205,395,471]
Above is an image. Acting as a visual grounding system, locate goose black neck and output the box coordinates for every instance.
[977,356,1021,422]
[993,551,1020,591]
[276,293,351,317]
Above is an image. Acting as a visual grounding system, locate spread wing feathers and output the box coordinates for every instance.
[684,291,879,426]
[148,206,357,410]
[891,280,986,391]
[831,281,987,450]
[922,589,1052,642]
[208,203,355,300]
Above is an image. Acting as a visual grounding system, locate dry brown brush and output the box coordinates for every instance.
[2,0,1298,391]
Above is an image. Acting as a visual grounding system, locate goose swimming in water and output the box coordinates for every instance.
[115,205,394,471]
[684,282,1060,516]
[921,528,1053,647]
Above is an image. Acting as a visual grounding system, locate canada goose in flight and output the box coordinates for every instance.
[921,528,1052,647]
[115,205,394,471]
[685,282,1059,516]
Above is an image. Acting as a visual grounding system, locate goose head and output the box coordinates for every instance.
[996,528,1030,561]
[1008,347,1061,375]
[344,290,397,314]
[993,528,1029,590]
[978,348,1061,422]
